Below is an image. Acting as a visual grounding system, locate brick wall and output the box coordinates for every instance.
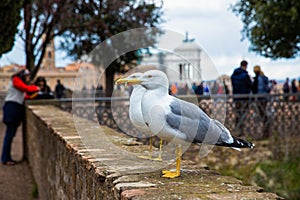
[24,105,282,199]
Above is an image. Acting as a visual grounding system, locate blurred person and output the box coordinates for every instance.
[55,79,65,99]
[195,82,204,95]
[170,83,178,96]
[253,65,270,95]
[231,60,253,97]
[32,76,54,99]
[223,81,230,95]
[282,78,290,101]
[270,80,279,94]
[96,84,104,97]
[252,65,270,137]
[291,79,298,101]
[1,69,39,165]
[97,84,103,91]
[177,83,188,95]
[204,83,210,95]
[217,82,224,95]
[194,81,204,102]
[211,81,219,94]
[192,82,197,93]
[231,60,253,135]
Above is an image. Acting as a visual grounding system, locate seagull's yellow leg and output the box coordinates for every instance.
[139,137,163,161]
[162,145,181,178]
[149,136,153,158]
[138,136,153,160]
[152,138,163,161]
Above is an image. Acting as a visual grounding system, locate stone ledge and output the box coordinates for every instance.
[25,105,283,199]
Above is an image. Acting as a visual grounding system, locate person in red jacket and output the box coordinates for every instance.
[1,69,39,165]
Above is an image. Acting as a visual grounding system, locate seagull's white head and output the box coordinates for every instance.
[137,70,169,91]
[127,72,143,80]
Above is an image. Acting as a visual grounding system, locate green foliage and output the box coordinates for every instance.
[216,156,300,200]
[0,0,24,57]
[253,160,300,200]
[210,136,300,199]
[232,0,300,59]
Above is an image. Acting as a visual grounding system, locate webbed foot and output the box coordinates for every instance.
[161,170,180,178]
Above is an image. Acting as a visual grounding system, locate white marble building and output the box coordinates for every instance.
[141,35,202,85]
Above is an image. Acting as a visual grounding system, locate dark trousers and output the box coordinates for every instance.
[257,100,270,138]
[234,100,249,135]
[1,123,18,162]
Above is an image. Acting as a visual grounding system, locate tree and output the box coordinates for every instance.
[21,0,163,96]
[22,0,78,79]
[0,0,24,57]
[59,0,163,96]
[232,0,300,59]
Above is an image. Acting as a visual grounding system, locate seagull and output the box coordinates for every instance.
[115,73,163,161]
[125,70,254,178]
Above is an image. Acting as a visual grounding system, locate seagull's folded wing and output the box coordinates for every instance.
[165,98,234,145]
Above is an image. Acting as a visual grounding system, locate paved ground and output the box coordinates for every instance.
[0,116,38,200]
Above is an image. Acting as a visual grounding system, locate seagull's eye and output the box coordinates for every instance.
[147,75,153,78]
[131,76,136,78]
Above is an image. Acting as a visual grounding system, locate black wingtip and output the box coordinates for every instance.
[233,137,255,149]
[217,137,254,149]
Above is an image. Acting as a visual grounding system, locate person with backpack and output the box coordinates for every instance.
[253,65,270,95]
[252,65,270,137]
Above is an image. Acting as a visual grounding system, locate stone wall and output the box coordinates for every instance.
[24,105,282,199]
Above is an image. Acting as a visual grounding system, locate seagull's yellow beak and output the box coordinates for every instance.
[115,78,127,85]
[115,78,142,86]
[126,78,142,85]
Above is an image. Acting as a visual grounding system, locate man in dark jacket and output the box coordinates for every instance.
[231,60,253,135]
[231,60,252,97]
[55,79,65,99]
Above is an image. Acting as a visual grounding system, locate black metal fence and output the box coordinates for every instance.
[44,93,300,141]
[194,93,300,139]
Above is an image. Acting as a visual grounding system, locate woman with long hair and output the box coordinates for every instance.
[32,76,54,99]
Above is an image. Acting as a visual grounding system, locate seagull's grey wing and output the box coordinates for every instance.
[165,98,211,143]
[166,98,254,148]
[168,98,209,120]
[166,98,236,145]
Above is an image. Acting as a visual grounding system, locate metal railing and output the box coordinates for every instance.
[28,93,300,140]
[1,92,298,141]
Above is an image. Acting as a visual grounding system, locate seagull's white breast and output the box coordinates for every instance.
[129,86,149,132]
[141,91,173,137]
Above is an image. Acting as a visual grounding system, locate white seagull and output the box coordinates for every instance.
[125,70,254,178]
[116,73,163,160]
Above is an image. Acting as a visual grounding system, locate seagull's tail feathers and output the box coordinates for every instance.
[216,136,255,149]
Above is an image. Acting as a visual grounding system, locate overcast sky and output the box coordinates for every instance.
[0,0,299,81]
[161,0,300,81]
